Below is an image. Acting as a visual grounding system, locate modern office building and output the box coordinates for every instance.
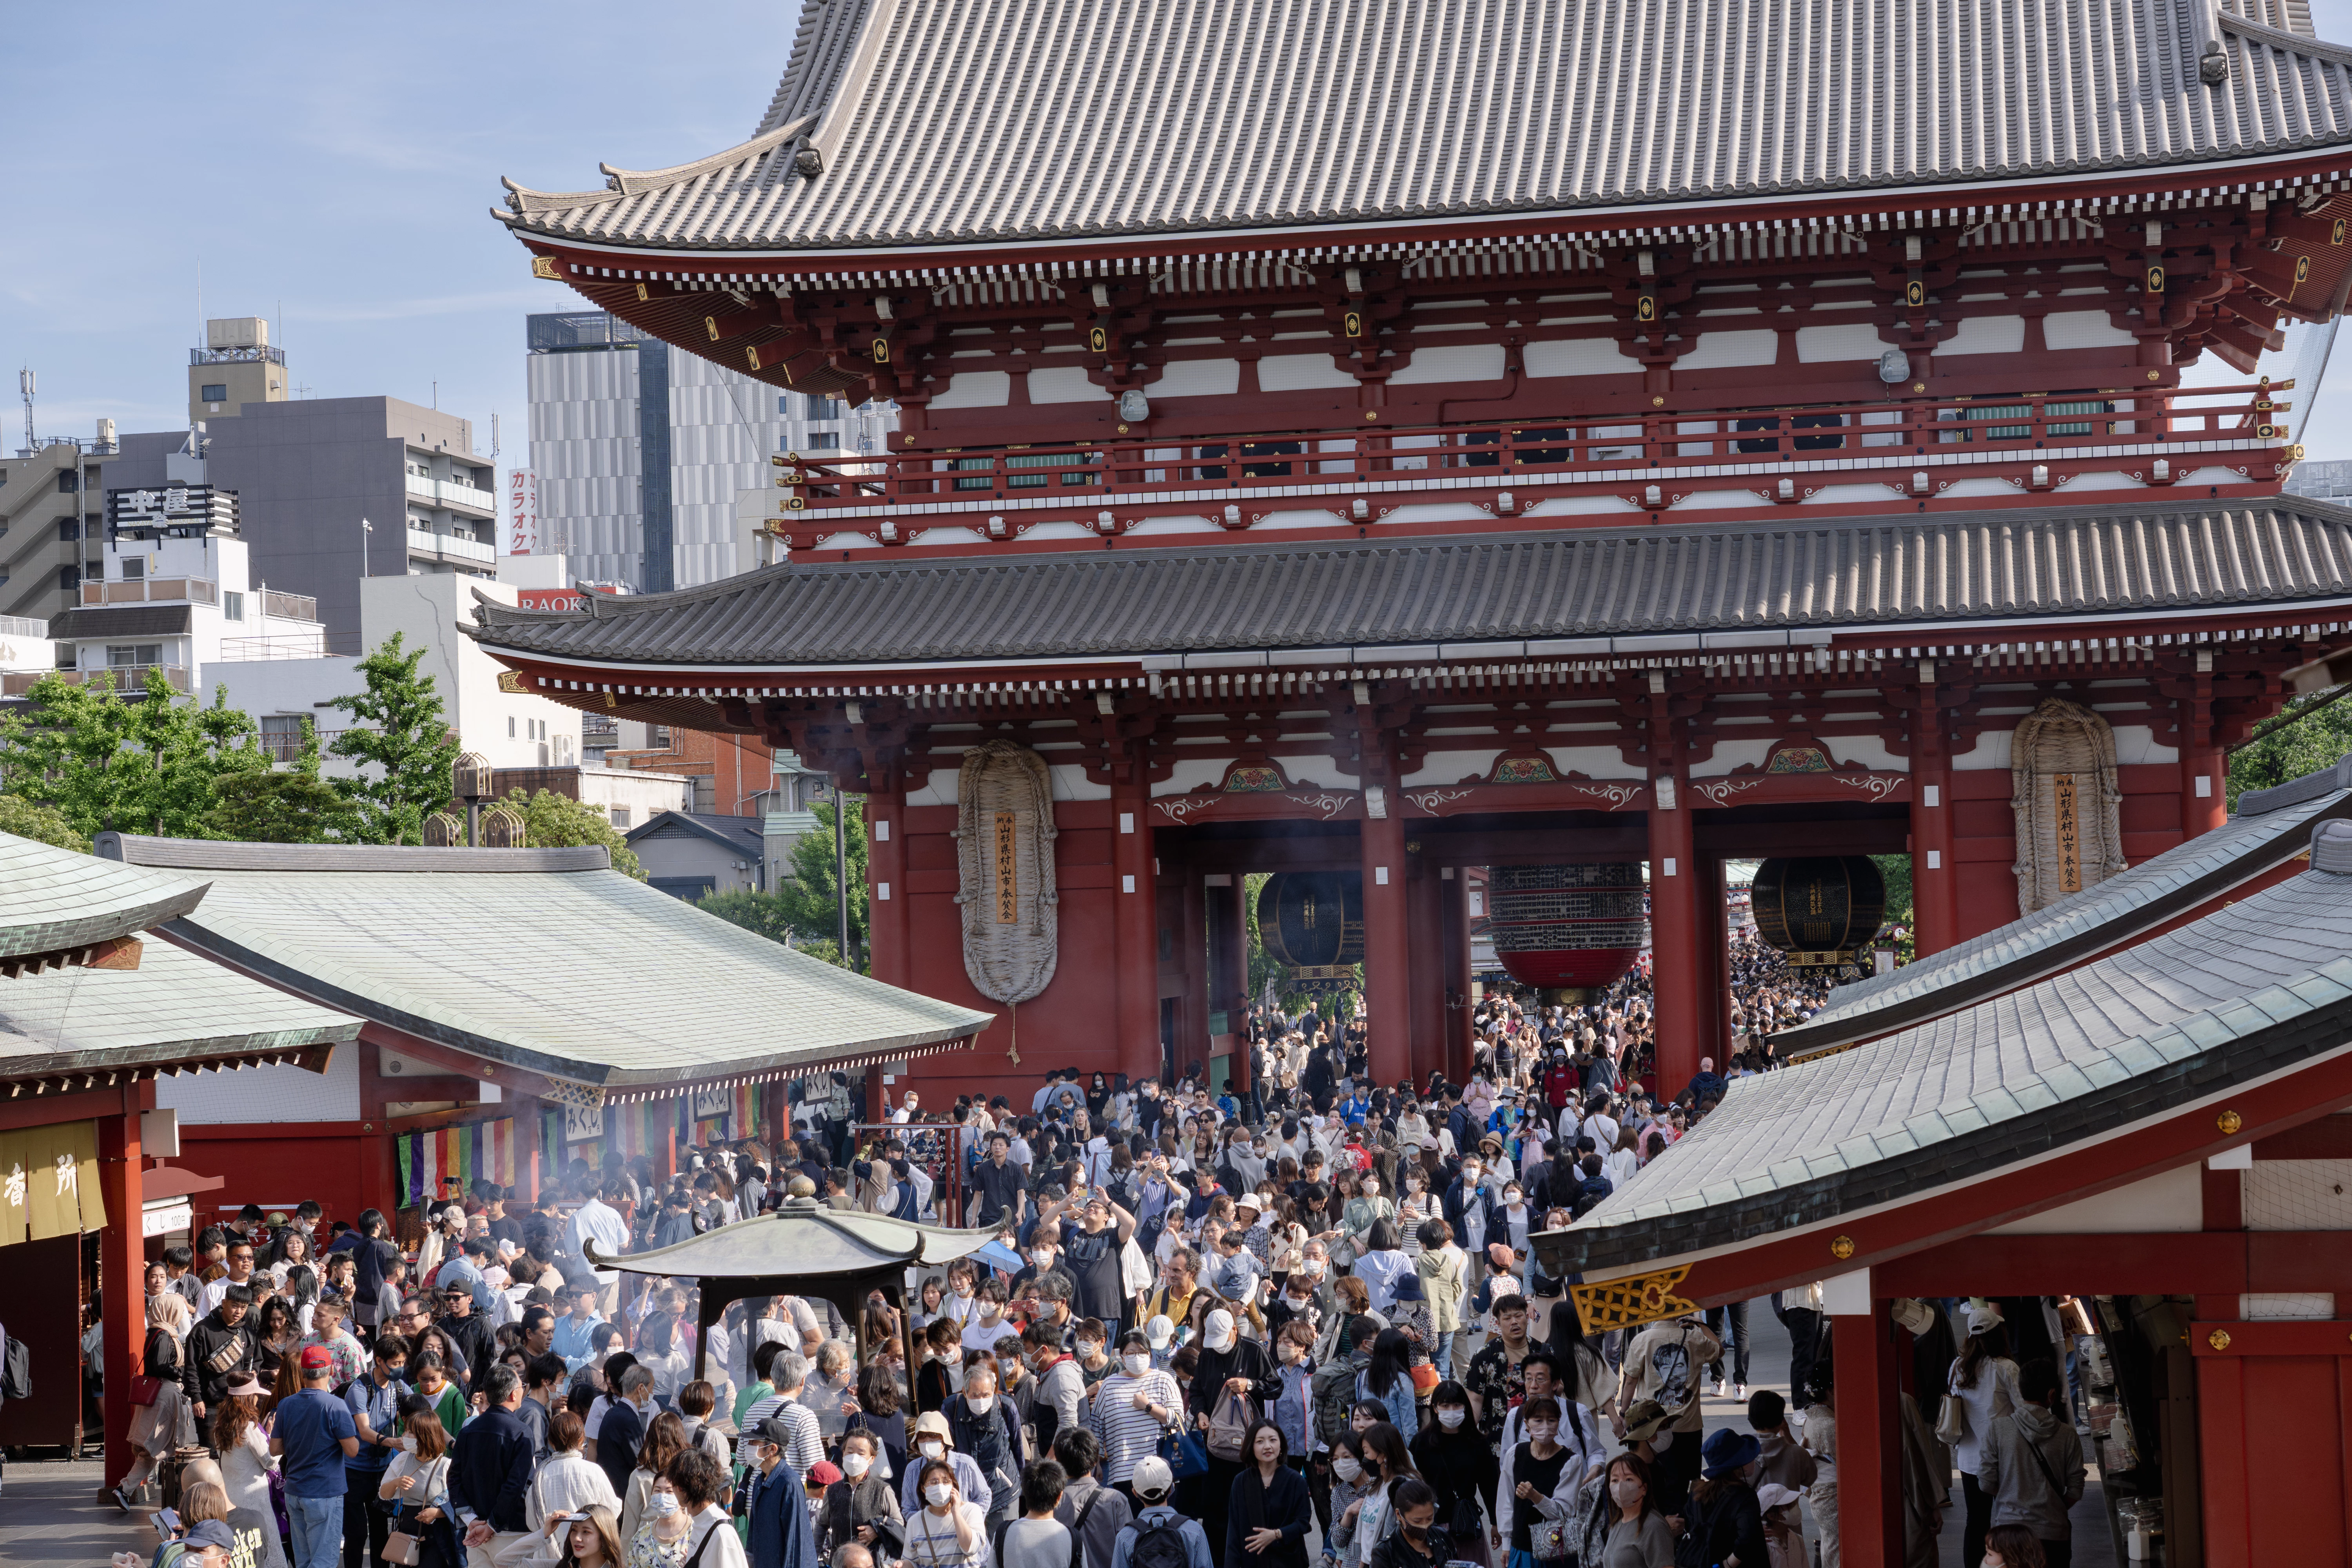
[524,310,893,590]
[0,430,112,623]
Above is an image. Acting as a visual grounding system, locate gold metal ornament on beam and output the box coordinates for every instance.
[1572,1267,1697,1334]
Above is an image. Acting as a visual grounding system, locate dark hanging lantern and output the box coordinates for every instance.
[1256,871,1365,976]
[1751,856,1887,965]
[1485,863,1648,1000]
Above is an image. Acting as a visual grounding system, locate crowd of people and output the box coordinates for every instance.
[112,949,2089,1568]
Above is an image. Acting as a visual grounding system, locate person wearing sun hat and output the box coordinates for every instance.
[1681,1428,1767,1568]
[898,1410,995,1522]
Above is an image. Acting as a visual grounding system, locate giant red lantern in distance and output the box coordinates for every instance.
[1485,864,1648,993]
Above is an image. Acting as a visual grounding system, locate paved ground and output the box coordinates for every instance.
[4,1454,159,1566]
[7,1313,2120,1568]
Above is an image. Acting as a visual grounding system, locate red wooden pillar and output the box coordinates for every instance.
[1647,780,1701,1097]
[1113,771,1162,1088]
[1441,867,1474,1086]
[1911,659,1960,955]
[1361,810,1413,1087]
[2180,653,2226,840]
[1831,1296,1906,1568]
[1406,855,1446,1090]
[864,780,910,986]
[99,1083,149,1488]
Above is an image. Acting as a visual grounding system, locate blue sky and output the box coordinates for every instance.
[0,0,786,456]
[3,0,2348,465]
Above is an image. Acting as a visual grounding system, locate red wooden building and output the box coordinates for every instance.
[479,0,2352,1106]
[1543,765,2352,1566]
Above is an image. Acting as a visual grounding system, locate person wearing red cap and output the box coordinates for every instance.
[270,1345,361,1568]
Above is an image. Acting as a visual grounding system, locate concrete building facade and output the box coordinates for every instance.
[524,310,893,590]
[0,432,114,623]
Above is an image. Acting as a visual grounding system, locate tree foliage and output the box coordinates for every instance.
[328,633,461,845]
[0,670,268,837]
[493,787,645,879]
[2228,688,2352,808]
[771,797,867,972]
[696,889,800,943]
[204,721,359,843]
[0,791,91,852]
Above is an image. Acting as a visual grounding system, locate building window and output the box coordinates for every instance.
[56,471,78,493]
[200,384,228,403]
[107,643,163,667]
[260,714,307,762]
[56,517,77,541]
[508,716,517,737]
[610,806,632,829]
[57,565,78,590]
[122,555,143,580]
[223,591,244,621]
[650,724,673,749]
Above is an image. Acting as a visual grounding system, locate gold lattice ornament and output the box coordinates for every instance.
[1573,1267,1698,1334]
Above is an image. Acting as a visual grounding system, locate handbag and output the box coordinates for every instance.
[1206,1389,1256,1463]
[1529,1509,1572,1563]
[381,1532,421,1566]
[1934,1394,1967,1446]
[1159,1426,1211,1481]
[130,1374,164,1408]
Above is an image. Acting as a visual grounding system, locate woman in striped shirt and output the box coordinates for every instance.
[1089,1329,1183,1489]
[901,1459,989,1568]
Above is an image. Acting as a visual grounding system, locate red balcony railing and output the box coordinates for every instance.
[775,381,2294,521]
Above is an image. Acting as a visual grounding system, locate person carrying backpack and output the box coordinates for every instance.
[1107,1457,1211,1568]
[1312,1322,1378,1452]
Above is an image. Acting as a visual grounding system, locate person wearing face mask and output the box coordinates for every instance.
[1025,1321,1088,1458]
[1441,1159,1500,1294]
[1681,1429,1767,1568]
[1597,1452,1677,1568]
[1187,1307,1279,1555]
[1336,1174,1393,1270]
[1089,1330,1183,1498]
[1406,1383,1498,1564]
[526,1411,620,1534]
[1494,1356,1606,1549]
[902,1459,989,1568]
[1497,1183,1534,1256]
[899,1412,994,1524]
[958,1281,1013,1357]
[1365,1479,1444,1568]
[1012,1223,1080,1304]
[1493,1395,1577,1568]
[816,1431,906,1563]
[942,1360,1023,1546]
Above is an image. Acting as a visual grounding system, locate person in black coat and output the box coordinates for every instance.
[1189,1309,1281,1565]
[450,1366,536,1550]
[1408,1384,1500,1562]
[1226,1420,1312,1568]
[1679,1430,1767,1568]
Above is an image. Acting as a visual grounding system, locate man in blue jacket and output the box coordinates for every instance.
[745,1417,820,1568]
[452,1365,535,1568]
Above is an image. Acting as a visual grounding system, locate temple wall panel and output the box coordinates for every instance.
[1951,764,2022,940]
[1984,1164,2204,1234]
[1151,358,1243,398]
[1673,330,1780,370]
[1390,343,1506,384]
[928,371,1013,409]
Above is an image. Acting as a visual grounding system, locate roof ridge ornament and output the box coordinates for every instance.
[2200,38,2230,84]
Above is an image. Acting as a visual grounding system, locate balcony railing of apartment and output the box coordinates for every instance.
[263,589,319,623]
[0,613,49,639]
[772,380,2297,536]
[405,473,495,514]
[2,664,192,697]
[190,346,287,367]
[406,527,496,564]
[82,577,220,606]
[217,632,358,662]
[259,726,364,764]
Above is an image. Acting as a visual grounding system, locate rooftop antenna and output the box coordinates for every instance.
[491,411,500,463]
[18,368,33,452]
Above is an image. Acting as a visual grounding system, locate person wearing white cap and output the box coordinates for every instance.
[1946,1302,2021,1568]
[1106,1457,1211,1568]
[1189,1308,1278,1556]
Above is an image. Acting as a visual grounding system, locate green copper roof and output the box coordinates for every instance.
[0,831,211,962]
[98,835,992,1089]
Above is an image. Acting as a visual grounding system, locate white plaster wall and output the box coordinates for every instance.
[1029,368,1108,404]
[1803,483,1906,506]
[1389,344,1507,385]
[1985,1164,2203,1234]
[1525,495,1641,515]
[1381,503,1504,525]
[1525,339,1642,377]
[1049,763,1111,802]
[1667,489,1774,510]
[2043,311,2137,350]
[1125,517,1223,537]
[1158,756,1238,794]
[1951,728,2014,770]
[1796,323,1887,362]
[1935,316,2028,356]
[158,1042,362,1125]
[2110,724,2178,766]
[1153,359,1243,398]
[1402,748,1506,786]
[1258,354,1360,392]
[362,576,585,769]
[1673,330,1780,370]
[928,371,1013,409]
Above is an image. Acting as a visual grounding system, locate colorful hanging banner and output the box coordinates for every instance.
[734,1083,759,1137]
[0,1120,105,1246]
[398,1118,516,1209]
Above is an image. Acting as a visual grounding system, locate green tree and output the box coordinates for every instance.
[0,792,91,852]
[772,797,868,972]
[696,888,800,942]
[0,670,267,836]
[328,633,461,845]
[494,787,646,878]
[204,722,359,843]
[2228,687,2352,808]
